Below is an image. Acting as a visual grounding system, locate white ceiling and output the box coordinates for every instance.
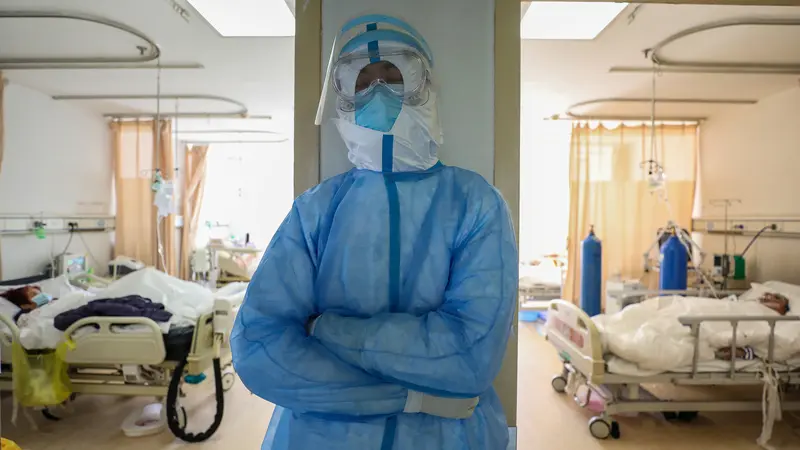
[522,2,800,120]
[1,1,799,134]
[0,0,295,137]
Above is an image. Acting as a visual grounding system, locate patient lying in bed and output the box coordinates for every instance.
[714,293,789,361]
[595,287,800,373]
[0,268,247,350]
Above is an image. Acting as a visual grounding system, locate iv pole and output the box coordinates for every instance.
[709,198,741,289]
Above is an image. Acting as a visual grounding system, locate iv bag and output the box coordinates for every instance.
[154,180,177,218]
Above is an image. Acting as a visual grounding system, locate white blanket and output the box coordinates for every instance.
[4,268,246,350]
[593,286,800,373]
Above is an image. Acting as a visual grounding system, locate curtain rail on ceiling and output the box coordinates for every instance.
[181,140,289,144]
[546,116,704,123]
[645,18,800,72]
[558,97,758,122]
[0,63,204,70]
[0,11,163,68]
[50,94,264,119]
[172,130,281,134]
[609,66,800,75]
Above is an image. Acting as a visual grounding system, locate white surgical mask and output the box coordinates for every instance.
[334,90,443,173]
[32,292,53,307]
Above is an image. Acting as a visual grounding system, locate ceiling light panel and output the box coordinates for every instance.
[188,0,295,37]
[521,2,627,40]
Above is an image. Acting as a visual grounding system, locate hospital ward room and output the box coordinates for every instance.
[2,0,800,449]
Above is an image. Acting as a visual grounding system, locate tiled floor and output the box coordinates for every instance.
[3,323,799,449]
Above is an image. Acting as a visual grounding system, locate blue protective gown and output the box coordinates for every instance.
[231,162,518,450]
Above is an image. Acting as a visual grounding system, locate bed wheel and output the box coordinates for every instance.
[551,375,568,394]
[42,408,62,421]
[588,417,611,439]
[588,417,620,440]
[221,370,236,392]
[610,421,621,439]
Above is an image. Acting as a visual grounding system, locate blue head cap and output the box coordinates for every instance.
[337,14,434,67]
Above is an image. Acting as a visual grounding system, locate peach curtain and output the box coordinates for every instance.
[180,145,209,280]
[111,120,176,274]
[563,123,699,307]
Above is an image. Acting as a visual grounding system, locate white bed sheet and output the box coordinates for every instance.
[519,264,562,291]
[591,283,800,375]
[2,269,247,350]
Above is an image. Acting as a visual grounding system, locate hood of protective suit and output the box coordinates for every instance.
[334,84,443,173]
[329,33,443,173]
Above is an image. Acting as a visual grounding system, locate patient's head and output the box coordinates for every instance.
[0,285,42,311]
[760,292,789,316]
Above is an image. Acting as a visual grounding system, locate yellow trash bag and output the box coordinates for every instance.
[1,438,22,450]
[11,341,72,407]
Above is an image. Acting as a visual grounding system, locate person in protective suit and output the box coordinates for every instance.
[231,14,518,450]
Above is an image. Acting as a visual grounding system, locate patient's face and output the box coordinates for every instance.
[760,293,789,315]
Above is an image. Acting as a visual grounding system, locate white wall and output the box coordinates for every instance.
[320,2,495,181]
[196,141,294,249]
[519,86,571,261]
[0,83,112,280]
[698,86,800,284]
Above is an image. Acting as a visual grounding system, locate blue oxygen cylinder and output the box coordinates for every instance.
[659,234,688,291]
[580,227,603,317]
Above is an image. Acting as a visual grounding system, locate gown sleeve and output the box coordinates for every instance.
[231,202,408,417]
[312,191,518,398]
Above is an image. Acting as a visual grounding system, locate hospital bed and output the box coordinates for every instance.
[0,272,246,443]
[518,260,564,310]
[207,243,263,288]
[545,287,800,442]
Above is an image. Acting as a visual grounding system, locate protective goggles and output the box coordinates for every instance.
[331,46,431,112]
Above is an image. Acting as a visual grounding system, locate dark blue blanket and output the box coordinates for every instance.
[54,295,172,331]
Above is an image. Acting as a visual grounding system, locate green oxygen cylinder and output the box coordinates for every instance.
[733,255,746,280]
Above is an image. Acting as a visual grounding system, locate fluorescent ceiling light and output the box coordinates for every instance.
[188,0,295,37]
[521,2,627,40]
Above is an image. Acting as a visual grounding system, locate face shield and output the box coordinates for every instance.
[315,15,435,126]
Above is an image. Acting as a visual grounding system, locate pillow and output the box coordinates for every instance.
[738,283,774,302]
[0,297,21,321]
[763,281,800,313]
[0,296,21,337]
[37,275,80,298]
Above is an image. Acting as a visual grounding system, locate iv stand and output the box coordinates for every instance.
[709,199,741,289]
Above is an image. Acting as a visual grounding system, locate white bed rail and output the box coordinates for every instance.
[679,314,800,378]
[62,316,166,365]
[546,300,605,381]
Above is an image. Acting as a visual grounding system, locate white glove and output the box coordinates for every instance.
[403,390,479,419]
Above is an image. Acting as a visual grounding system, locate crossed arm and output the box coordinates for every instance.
[231,194,517,416]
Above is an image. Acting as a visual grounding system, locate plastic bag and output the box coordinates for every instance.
[12,341,72,407]
[1,438,22,450]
